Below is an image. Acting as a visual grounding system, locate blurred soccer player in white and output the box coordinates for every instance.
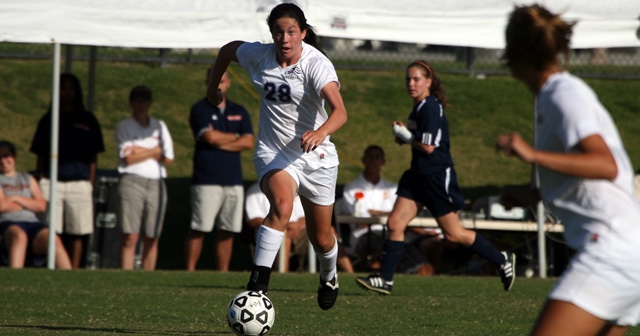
[497,5,640,335]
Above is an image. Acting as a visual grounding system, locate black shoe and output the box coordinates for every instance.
[355,274,392,295]
[246,282,268,296]
[317,274,339,310]
[498,251,516,291]
[247,266,271,295]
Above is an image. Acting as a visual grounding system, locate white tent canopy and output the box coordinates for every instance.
[0,0,272,48]
[1,0,638,49]
[305,0,640,49]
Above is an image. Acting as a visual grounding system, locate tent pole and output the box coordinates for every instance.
[536,199,546,278]
[533,98,547,278]
[47,42,61,270]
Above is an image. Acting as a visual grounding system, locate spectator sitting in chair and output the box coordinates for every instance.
[341,145,442,274]
[0,140,71,269]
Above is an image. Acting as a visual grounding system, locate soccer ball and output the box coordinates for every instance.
[227,291,275,336]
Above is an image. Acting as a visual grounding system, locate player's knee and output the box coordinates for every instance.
[442,229,466,244]
[310,232,334,251]
[271,202,294,225]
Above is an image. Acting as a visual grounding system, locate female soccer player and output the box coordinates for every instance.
[356,60,515,295]
[206,3,347,310]
[497,4,640,335]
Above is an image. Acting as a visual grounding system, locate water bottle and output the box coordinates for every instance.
[354,191,367,217]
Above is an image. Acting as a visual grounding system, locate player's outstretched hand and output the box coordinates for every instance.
[496,133,535,163]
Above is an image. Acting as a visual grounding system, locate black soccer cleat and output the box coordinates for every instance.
[498,251,516,291]
[246,266,271,296]
[355,274,393,296]
[317,274,339,310]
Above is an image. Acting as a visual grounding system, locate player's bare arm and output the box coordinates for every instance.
[206,40,243,105]
[497,132,617,180]
[301,81,347,153]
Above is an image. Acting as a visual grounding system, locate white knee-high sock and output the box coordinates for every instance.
[254,225,285,267]
[316,235,338,281]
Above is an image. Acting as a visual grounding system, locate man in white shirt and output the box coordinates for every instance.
[341,145,397,263]
[115,86,174,270]
[341,145,442,274]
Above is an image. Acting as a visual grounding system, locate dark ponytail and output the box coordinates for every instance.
[504,4,575,70]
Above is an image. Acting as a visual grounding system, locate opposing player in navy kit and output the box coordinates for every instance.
[206,3,347,310]
[356,60,515,295]
[498,5,640,335]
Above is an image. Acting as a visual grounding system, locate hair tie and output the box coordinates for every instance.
[411,60,433,77]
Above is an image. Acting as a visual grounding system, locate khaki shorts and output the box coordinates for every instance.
[39,179,94,235]
[117,174,167,238]
[190,185,244,233]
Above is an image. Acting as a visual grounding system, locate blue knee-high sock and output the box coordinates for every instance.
[468,233,506,266]
[380,240,404,282]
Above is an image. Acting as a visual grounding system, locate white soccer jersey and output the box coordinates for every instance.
[245,183,305,223]
[115,117,174,179]
[536,72,640,256]
[236,41,340,171]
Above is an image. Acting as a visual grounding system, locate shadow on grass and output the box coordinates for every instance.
[0,324,222,335]
[178,283,317,295]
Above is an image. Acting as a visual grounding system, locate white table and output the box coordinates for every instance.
[284,215,563,274]
[335,215,564,277]
[336,215,564,233]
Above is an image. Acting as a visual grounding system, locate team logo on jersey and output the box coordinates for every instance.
[285,66,302,80]
[74,123,91,131]
[211,115,218,121]
[320,153,325,159]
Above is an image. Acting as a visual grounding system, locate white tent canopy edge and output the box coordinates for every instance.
[305,0,640,49]
[1,0,638,49]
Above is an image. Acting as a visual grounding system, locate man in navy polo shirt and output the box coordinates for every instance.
[185,69,254,271]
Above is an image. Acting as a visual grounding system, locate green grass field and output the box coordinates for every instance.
[2,269,639,335]
[0,269,570,335]
[2,270,640,335]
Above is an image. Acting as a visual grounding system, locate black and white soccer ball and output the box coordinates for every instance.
[227,291,275,336]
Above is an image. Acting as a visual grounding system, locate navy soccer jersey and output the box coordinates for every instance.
[407,95,454,175]
[190,98,253,185]
[30,111,105,181]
